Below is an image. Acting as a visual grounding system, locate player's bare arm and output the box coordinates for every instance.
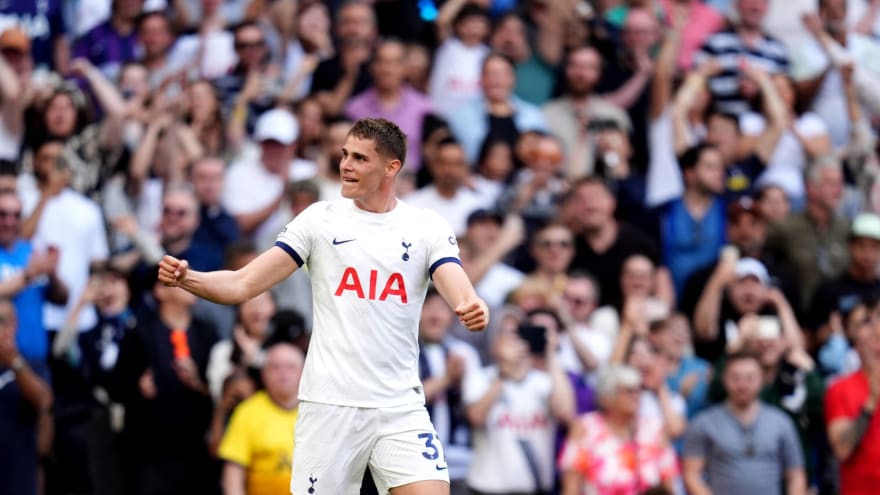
[431,261,489,331]
[158,246,299,305]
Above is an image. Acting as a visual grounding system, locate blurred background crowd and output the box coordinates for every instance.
[3,0,880,494]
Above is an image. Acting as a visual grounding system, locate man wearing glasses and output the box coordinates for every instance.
[682,351,807,495]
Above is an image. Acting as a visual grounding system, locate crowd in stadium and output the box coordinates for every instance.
[2,0,880,494]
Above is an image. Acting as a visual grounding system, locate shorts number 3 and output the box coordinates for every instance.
[417,432,440,460]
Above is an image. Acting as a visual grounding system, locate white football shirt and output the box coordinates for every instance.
[276,199,461,407]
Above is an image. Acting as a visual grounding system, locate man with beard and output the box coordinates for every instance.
[543,46,631,180]
[561,176,672,309]
[658,143,727,297]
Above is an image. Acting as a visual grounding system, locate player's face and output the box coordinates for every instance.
[339,136,395,206]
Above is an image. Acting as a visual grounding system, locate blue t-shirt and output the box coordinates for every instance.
[0,240,48,361]
[661,197,726,296]
[0,0,66,70]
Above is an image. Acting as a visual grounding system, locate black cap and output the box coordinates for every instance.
[466,209,503,227]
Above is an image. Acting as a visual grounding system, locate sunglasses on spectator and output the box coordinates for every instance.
[235,40,265,50]
[0,210,21,219]
[163,207,190,218]
[536,239,572,249]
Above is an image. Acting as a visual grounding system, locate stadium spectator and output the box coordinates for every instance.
[695,0,790,115]
[0,299,54,495]
[191,156,239,263]
[556,271,611,380]
[277,1,334,103]
[766,156,849,307]
[559,364,679,495]
[489,10,565,106]
[659,143,727,296]
[447,52,548,165]
[562,176,672,309]
[112,270,218,495]
[218,342,304,495]
[543,46,631,179]
[418,288,481,495]
[345,39,433,172]
[0,0,69,72]
[693,256,802,362]
[464,310,574,494]
[809,213,880,351]
[649,313,712,418]
[430,2,491,113]
[825,291,880,495]
[0,190,68,363]
[405,137,492,236]
[222,108,306,239]
[0,28,30,162]
[309,0,377,116]
[72,0,143,80]
[683,351,807,495]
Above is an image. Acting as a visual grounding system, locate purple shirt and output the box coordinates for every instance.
[73,20,138,80]
[344,86,433,171]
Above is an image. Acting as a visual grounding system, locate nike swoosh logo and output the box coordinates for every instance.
[435,464,448,471]
[332,237,356,245]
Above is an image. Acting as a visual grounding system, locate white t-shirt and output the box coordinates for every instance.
[791,33,880,148]
[403,185,493,237]
[223,154,317,241]
[557,323,614,377]
[741,111,828,199]
[429,38,490,115]
[24,189,109,330]
[475,263,523,310]
[463,366,557,493]
[275,199,460,407]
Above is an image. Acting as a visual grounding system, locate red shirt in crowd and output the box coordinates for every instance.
[825,370,880,495]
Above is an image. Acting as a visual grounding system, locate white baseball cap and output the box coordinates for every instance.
[851,213,880,241]
[254,108,299,145]
[735,257,770,285]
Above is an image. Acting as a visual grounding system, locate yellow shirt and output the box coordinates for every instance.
[218,391,298,495]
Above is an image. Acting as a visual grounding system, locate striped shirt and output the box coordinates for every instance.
[695,27,790,114]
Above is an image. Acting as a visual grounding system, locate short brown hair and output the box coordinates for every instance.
[348,118,408,165]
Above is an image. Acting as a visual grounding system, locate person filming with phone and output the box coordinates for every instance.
[463,307,575,495]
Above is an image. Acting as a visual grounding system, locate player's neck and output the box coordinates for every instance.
[354,193,398,213]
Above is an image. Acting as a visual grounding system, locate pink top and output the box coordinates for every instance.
[558,412,679,495]
[661,0,726,70]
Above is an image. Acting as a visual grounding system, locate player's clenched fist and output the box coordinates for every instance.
[455,299,489,332]
[158,255,189,287]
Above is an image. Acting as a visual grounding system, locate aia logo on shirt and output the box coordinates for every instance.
[334,267,408,303]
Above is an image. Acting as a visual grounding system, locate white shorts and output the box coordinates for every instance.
[291,401,450,495]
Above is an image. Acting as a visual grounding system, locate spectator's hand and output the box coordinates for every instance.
[112,215,140,238]
[173,357,207,393]
[679,370,702,398]
[233,326,262,365]
[39,162,68,197]
[801,12,824,38]
[139,369,157,399]
[340,43,371,76]
[68,58,96,78]
[765,287,790,310]
[544,324,560,359]
[712,253,738,286]
[739,58,770,83]
[158,255,189,287]
[298,7,333,55]
[455,299,489,331]
[622,296,647,331]
[238,70,262,104]
[786,347,815,371]
[78,274,100,306]
[445,353,466,385]
[696,59,723,79]
[634,50,654,75]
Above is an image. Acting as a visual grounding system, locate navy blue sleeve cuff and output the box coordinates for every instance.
[429,257,461,278]
[274,241,305,267]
